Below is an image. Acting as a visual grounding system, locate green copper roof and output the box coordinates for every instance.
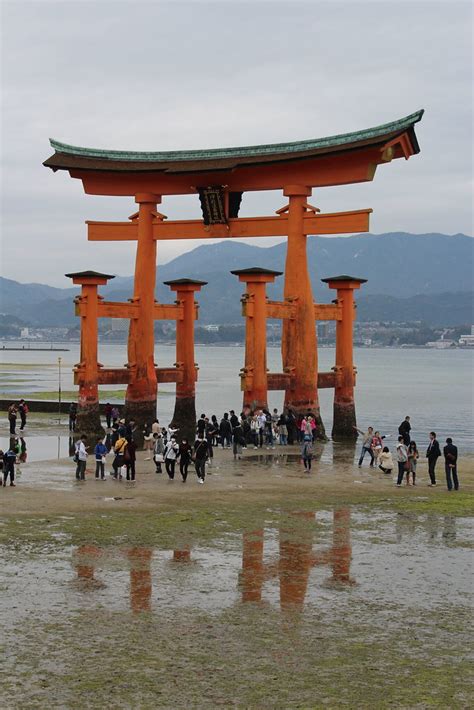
[49,110,424,163]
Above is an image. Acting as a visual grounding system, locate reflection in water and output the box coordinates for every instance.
[127,548,153,613]
[71,511,356,614]
[332,440,357,466]
[240,508,354,612]
[241,530,265,602]
[73,545,104,589]
[173,548,192,563]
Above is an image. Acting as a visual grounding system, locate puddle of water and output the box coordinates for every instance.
[1,507,472,622]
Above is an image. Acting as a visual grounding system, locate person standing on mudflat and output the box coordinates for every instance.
[395,436,409,486]
[8,404,17,436]
[74,435,88,481]
[178,438,193,482]
[398,416,411,446]
[443,437,459,491]
[3,446,17,486]
[18,399,28,431]
[194,435,209,484]
[164,437,179,480]
[301,435,313,471]
[426,431,441,486]
[354,426,375,467]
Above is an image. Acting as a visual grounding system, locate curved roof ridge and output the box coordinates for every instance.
[49,110,424,162]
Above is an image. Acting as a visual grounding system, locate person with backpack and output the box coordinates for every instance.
[301,434,313,471]
[18,399,29,431]
[94,437,108,480]
[3,446,17,486]
[396,436,409,486]
[153,432,164,473]
[111,435,127,479]
[164,437,179,480]
[74,435,88,481]
[194,435,209,483]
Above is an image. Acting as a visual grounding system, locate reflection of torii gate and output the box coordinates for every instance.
[72,509,353,614]
[241,509,354,611]
[44,110,423,437]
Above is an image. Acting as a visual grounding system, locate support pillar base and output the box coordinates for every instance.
[285,399,327,440]
[332,400,357,440]
[76,403,104,440]
[124,399,157,445]
[170,396,196,443]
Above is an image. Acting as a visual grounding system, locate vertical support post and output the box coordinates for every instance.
[125,193,161,433]
[65,270,114,438]
[322,275,366,439]
[231,268,282,411]
[282,186,325,436]
[165,278,207,442]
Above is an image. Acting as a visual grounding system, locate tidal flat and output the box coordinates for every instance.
[1,443,473,708]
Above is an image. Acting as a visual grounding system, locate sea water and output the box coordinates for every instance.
[1,342,473,451]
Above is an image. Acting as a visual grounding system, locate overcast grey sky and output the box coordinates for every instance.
[1,0,472,287]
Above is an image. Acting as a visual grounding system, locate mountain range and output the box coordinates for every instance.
[1,233,472,327]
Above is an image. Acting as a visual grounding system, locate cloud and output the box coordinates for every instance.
[1,0,472,286]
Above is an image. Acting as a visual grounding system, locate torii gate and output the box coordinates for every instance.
[44,109,423,437]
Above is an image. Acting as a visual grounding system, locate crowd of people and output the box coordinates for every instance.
[1,399,462,492]
[354,416,460,490]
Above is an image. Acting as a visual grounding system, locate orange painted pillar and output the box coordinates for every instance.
[66,270,114,437]
[322,276,366,438]
[231,268,282,411]
[127,547,153,613]
[125,193,161,431]
[281,186,324,435]
[241,529,265,602]
[165,278,206,442]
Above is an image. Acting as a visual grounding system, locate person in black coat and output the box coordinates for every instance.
[426,431,441,486]
[219,413,232,448]
[398,416,411,446]
[443,437,459,491]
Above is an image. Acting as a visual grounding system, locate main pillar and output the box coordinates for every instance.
[231,268,282,411]
[125,193,161,431]
[166,278,206,442]
[66,270,114,438]
[322,275,366,439]
[281,186,325,436]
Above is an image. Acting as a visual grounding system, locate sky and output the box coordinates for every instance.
[1,0,472,287]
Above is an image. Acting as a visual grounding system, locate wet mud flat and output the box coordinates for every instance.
[1,485,473,708]
[1,446,473,708]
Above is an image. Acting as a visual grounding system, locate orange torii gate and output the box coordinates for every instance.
[65,270,205,439]
[44,109,423,437]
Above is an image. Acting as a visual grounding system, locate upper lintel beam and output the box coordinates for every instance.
[87,209,372,242]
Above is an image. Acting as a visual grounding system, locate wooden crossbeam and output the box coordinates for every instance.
[314,303,342,321]
[87,209,372,242]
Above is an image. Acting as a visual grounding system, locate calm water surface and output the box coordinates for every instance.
[1,342,473,451]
